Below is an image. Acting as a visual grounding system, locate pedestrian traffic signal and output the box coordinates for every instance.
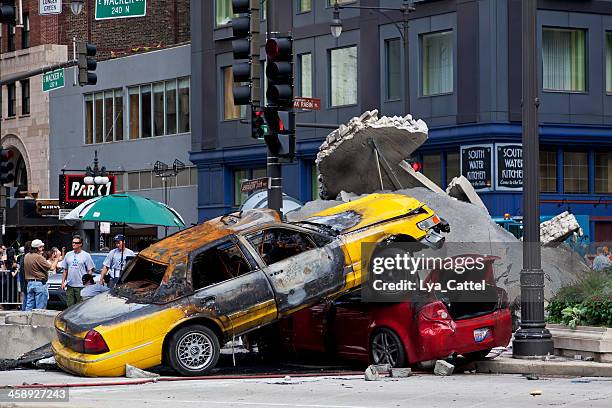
[252,108,267,139]
[231,0,260,106]
[265,37,293,110]
[77,42,97,86]
[0,149,15,184]
[0,4,15,23]
[263,109,295,158]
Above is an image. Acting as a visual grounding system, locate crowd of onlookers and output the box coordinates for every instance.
[589,246,612,271]
[0,234,134,311]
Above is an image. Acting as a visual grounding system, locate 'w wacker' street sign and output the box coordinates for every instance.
[95,0,146,20]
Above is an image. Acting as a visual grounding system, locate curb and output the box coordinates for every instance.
[475,357,612,377]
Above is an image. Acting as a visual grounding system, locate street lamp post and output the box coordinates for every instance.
[154,159,185,236]
[330,1,414,115]
[83,150,109,186]
[512,0,554,358]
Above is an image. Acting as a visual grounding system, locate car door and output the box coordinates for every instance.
[244,227,346,316]
[331,290,371,359]
[189,237,277,335]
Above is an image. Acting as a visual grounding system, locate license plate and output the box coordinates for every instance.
[473,328,492,343]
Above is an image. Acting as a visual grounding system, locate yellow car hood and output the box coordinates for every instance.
[306,193,427,233]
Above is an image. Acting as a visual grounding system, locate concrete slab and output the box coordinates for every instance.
[31,310,60,328]
[475,356,612,377]
[548,324,612,363]
[4,311,31,326]
[446,176,489,214]
[0,325,56,360]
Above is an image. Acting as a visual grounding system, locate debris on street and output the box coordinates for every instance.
[390,367,412,378]
[446,176,489,214]
[434,360,454,376]
[364,365,381,381]
[540,211,582,246]
[126,364,160,379]
[529,389,543,396]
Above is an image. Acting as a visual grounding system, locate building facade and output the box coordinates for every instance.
[49,44,197,241]
[1,0,190,199]
[190,0,612,242]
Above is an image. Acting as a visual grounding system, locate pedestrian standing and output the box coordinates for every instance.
[59,235,95,307]
[17,242,30,310]
[24,240,60,311]
[100,234,135,287]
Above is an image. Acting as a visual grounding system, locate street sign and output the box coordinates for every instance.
[241,177,269,194]
[95,0,147,20]
[496,143,523,191]
[40,0,62,15]
[460,144,493,191]
[42,68,65,92]
[36,199,61,217]
[293,97,321,110]
[59,174,117,209]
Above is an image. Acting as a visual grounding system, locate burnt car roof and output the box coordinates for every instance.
[138,209,282,265]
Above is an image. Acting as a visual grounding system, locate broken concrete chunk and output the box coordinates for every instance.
[35,356,57,370]
[540,212,582,246]
[390,367,412,378]
[316,110,429,199]
[446,176,489,214]
[125,364,160,379]
[4,312,31,326]
[373,363,391,373]
[364,365,381,381]
[31,310,60,328]
[434,360,454,376]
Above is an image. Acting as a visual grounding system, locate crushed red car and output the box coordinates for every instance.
[277,255,512,367]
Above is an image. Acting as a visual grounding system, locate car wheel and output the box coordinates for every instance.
[167,325,220,376]
[370,328,406,367]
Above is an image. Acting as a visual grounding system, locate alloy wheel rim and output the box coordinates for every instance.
[176,332,213,370]
[371,331,399,366]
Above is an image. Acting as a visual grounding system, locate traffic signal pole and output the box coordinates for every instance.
[266,0,283,214]
[0,59,78,86]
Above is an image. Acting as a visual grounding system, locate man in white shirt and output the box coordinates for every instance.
[101,234,135,287]
[59,235,95,307]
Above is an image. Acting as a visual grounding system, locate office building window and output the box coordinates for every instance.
[7,83,16,117]
[607,32,612,93]
[421,31,453,96]
[564,151,588,193]
[329,0,355,5]
[216,0,232,26]
[542,27,586,92]
[127,77,189,139]
[446,152,460,186]
[595,152,611,194]
[8,23,15,52]
[233,167,266,205]
[223,66,244,120]
[540,150,557,193]
[330,46,358,106]
[178,77,190,133]
[300,0,312,12]
[126,167,197,191]
[84,89,124,144]
[422,154,441,187]
[299,53,312,98]
[386,38,401,100]
[21,14,29,49]
[20,80,30,115]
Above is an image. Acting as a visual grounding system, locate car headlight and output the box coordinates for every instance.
[417,215,440,231]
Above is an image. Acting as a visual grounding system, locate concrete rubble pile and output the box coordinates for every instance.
[298,111,590,305]
[540,211,582,246]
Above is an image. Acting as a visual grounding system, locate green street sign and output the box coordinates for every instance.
[95,0,146,20]
[42,68,65,92]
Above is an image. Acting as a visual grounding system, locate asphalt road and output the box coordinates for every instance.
[0,370,611,408]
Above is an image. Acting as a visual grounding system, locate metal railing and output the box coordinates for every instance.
[0,270,21,305]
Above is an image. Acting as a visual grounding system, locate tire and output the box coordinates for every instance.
[370,328,406,367]
[167,325,220,376]
[463,349,492,361]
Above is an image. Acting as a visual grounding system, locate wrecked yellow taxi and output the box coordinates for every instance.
[52,193,447,376]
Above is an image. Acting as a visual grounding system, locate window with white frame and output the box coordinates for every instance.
[564,151,588,193]
[84,89,124,144]
[421,30,453,96]
[299,53,312,98]
[126,77,190,140]
[216,0,232,26]
[540,151,557,193]
[330,46,357,106]
[542,27,586,92]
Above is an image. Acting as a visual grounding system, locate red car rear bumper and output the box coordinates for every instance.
[415,308,512,362]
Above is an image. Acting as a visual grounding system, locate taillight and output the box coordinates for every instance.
[419,301,451,321]
[83,330,109,354]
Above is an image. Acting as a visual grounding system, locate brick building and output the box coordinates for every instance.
[1,0,190,198]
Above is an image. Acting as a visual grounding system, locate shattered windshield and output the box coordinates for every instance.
[113,257,187,304]
[300,210,361,233]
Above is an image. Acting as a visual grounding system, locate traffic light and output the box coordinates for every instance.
[0,149,14,185]
[77,42,97,86]
[265,36,293,110]
[231,0,260,106]
[252,107,266,139]
[406,156,422,172]
[263,109,295,158]
[0,4,15,23]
